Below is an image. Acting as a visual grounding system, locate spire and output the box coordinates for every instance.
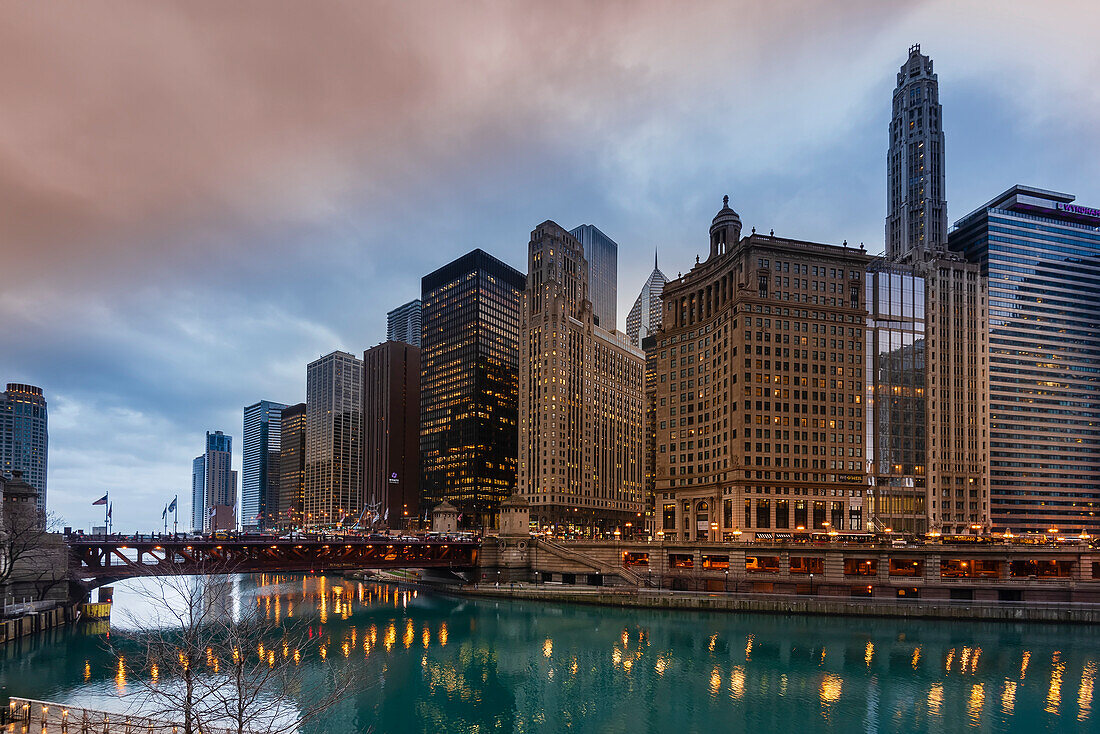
[654,247,658,270]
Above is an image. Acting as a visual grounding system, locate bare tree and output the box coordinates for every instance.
[0,507,66,602]
[110,565,355,734]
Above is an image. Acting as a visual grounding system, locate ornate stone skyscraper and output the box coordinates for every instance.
[519,221,644,530]
[880,46,989,535]
[625,251,668,348]
[886,44,947,261]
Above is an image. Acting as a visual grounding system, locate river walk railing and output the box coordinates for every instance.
[4,697,246,734]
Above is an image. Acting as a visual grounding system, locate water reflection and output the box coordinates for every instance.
[0,574,1096,734]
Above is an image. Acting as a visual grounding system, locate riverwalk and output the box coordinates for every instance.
[451,582,1100,623]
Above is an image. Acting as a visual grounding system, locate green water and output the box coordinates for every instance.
[0,574,1097,733]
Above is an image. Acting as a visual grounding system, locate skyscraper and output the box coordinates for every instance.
[568,224,618,330]
[886,44,947,261]
[626,252,668,348]
[192,430,236,533]
[0,384,48,514]
[884,44,989,535]
[191,455,205,533]
[277,402,306,528]
[241,400,287,530]
[387,299,422,347]
[362,341,420,528]
[950,185,1100,534]
[305,351,363,529]
[655,198,873,541]
[420,249,524,527]
[519,221,645,530]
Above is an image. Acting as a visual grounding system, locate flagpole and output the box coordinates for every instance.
[163,505,168,536]
[173,494,178,537]
[104,491,109,539]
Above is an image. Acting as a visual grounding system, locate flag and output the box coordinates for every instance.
[162,505,168,519]
[107,503,113,519]
[167,497,177,513]
[384,508,389,522]
[92,494,108,506]
[209,507,216,517]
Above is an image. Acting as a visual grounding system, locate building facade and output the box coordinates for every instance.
[642,334,659,536]
[950,185,1100,534]
[241,400,286,530]
[277,402,306,528]
[655,198,873,542]
[304,351,363,529]
[387,299,422,347]
[519,221,645,531]
[626,253,668,348]
[886,44,947,261]
[192,430,236,533]
[420,249,525,527]
[362,341,421,529]
[0,384,48,514]
[884,44,990,536]
[864,262,927,534]
[568,225,618,331]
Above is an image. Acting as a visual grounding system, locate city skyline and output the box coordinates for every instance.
[3,3,1100,531]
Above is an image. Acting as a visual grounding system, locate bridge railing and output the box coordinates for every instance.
[7,697,184,733]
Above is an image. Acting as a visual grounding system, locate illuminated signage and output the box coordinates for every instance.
[1056,202,1100,219]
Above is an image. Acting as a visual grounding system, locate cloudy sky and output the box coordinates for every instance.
[3,1,1099,532]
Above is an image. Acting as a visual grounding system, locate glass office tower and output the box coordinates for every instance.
[242,400,286,530]
[865,263,927,533]
[950,185,1100,533]
[0,384,48,513]
[568,224,618,330]
[420,249,524,527]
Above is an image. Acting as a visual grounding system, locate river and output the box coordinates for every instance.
[0,574,1096,733]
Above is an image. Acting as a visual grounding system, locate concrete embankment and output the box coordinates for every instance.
[452,585,1100,624]
[0,603,81,645]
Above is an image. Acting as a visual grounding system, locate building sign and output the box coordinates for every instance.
[388,472,399,484]
[838,474,865,483]
[1056,202,1100,220]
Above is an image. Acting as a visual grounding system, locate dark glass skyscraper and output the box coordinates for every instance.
[568,224,618,330]
[0,384,48,514]
[242,400,287,530]
[950,185,1100,533]
[420,249,524,526]
[277,402,306,528]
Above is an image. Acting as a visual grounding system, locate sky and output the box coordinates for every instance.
[3,1,1099,532]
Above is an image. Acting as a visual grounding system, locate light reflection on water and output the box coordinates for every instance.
[0,573,1095,733]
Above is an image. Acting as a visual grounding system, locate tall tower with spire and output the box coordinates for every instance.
[886,44,947,261]
[625,250,669,348]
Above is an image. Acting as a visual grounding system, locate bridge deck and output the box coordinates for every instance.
[68,537,480,580]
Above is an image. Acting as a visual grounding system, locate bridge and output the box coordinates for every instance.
[68,537,480,585]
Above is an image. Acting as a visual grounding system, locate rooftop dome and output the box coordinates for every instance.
[709,195,742,259]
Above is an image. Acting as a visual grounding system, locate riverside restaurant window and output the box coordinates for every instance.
[623,552,649,567]
[789,556,824,574]
[1010,559,1074,579]
[746,556,781,573]
[669,553,694,569]
[941,559,1001,579]
[889,558,923,577]
[843,558,878,576]
[702,555,730,570]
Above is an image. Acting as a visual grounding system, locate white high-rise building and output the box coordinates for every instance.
[625,251,668,348]
[386,300,422,347]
